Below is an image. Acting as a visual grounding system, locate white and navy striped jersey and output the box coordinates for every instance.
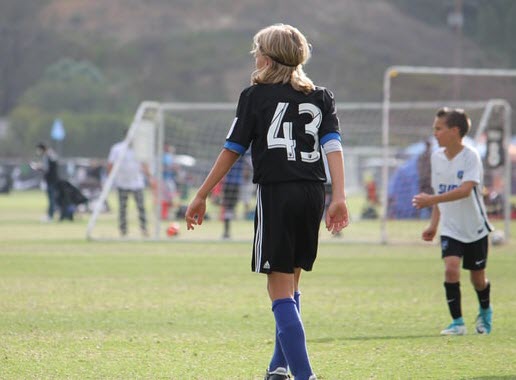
[224,83,341,185]
[431,145,493,242]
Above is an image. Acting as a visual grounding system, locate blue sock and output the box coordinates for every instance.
[453,317,464,325]
[269,292,302,372]
[269,326,288,372]
[272,298,313,379]
[294,291,301,312]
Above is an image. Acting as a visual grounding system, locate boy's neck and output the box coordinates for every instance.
[444,141,464,160]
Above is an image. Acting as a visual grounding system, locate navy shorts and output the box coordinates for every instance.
[440,235,489,270]
[252,181,325,274]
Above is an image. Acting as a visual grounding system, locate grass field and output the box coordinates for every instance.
[1,191,515,379]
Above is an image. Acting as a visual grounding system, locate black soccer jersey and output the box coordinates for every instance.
[224,83,341,184]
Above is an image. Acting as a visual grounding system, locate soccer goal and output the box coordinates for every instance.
[87,87,513,243]
[381,66,516,244]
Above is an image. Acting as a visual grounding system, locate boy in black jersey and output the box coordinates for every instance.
[185,24,349,380]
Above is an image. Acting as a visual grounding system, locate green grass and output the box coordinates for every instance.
[0,191,515,379]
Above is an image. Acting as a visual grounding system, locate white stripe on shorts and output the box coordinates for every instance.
[254,185,263,273]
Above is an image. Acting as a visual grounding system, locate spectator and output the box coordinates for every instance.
[221,155,251,239]
[161,144,178,220]
[32,143,59,222]
[107,136,151,237]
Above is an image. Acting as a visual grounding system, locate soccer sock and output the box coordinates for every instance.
[444,282,462,321]
[223,219,230,236]
[269,291,302,372]
[269,326,288,372]
[475,281,491,310]
[272,298,313,379]
[294,290,301,313]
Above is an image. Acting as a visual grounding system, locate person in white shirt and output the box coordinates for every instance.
[413,108,493,336]
[107,137,151,237]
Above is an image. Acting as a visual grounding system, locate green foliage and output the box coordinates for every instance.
[2,1,515,159]
[3,106,129,158]
[1,106,54,155]
[44,58,104,83]
[56,112,130,157]
[20,58,120,115]
[22,79,110,114]
[3,57,132,157]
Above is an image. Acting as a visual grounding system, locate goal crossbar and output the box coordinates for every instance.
[382,66,516,243]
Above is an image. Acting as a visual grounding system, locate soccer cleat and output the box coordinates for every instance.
[440,322,466,336]
[475,305,493,335]
[308,375,317,380]
[264,367,290,380]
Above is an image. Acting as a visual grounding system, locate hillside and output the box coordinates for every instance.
[37,0,505,102]
[1,0,515,157]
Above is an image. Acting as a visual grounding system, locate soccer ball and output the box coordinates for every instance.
[491,231,505,246]
[166,222,180,237]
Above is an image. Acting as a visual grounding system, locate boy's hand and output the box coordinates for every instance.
[412,192,433,209]
[325,199,349,235]
[185,196,206,230]
[422,226,437,242]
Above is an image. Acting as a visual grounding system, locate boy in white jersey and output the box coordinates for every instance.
[412,108,493,336]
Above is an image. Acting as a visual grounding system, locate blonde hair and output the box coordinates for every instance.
[250,24,315,94]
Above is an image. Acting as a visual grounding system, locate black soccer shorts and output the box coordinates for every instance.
[252,181,325,274]
[441,235,489,270]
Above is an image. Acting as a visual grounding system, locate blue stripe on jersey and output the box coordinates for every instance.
[223,141,247,155]
[320,132,341,145]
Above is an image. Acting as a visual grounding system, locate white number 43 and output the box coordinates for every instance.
[267,102,322,163]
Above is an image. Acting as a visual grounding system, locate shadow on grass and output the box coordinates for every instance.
[309,334,441,343]
[462,377,516,380]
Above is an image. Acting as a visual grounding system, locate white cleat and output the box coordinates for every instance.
[440,323,466,336]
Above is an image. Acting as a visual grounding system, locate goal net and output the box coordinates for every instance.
[86,69,514,243]
[381,66,515,244]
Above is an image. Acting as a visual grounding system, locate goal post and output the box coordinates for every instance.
[86,101,164,240]
[87,95,512,244]
[382,66,516,243]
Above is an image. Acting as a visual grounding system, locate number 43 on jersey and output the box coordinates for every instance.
[267,102,322,163]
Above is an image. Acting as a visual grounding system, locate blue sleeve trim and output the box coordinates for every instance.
[223,141,247,155]
[320,132,341,145]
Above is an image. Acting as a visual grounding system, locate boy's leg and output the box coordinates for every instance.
[223,206,233,238]
[268,272,314,380]
[471,270,489,308]
[471,270,492,334]
[118,189,129,235]
[134,189,148,235]
[464,237,492,334]
[441,256,466,335]
[443,256,462,319]
[268,269,302,374]
[443,281,462,320]
[47,183,57,219]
